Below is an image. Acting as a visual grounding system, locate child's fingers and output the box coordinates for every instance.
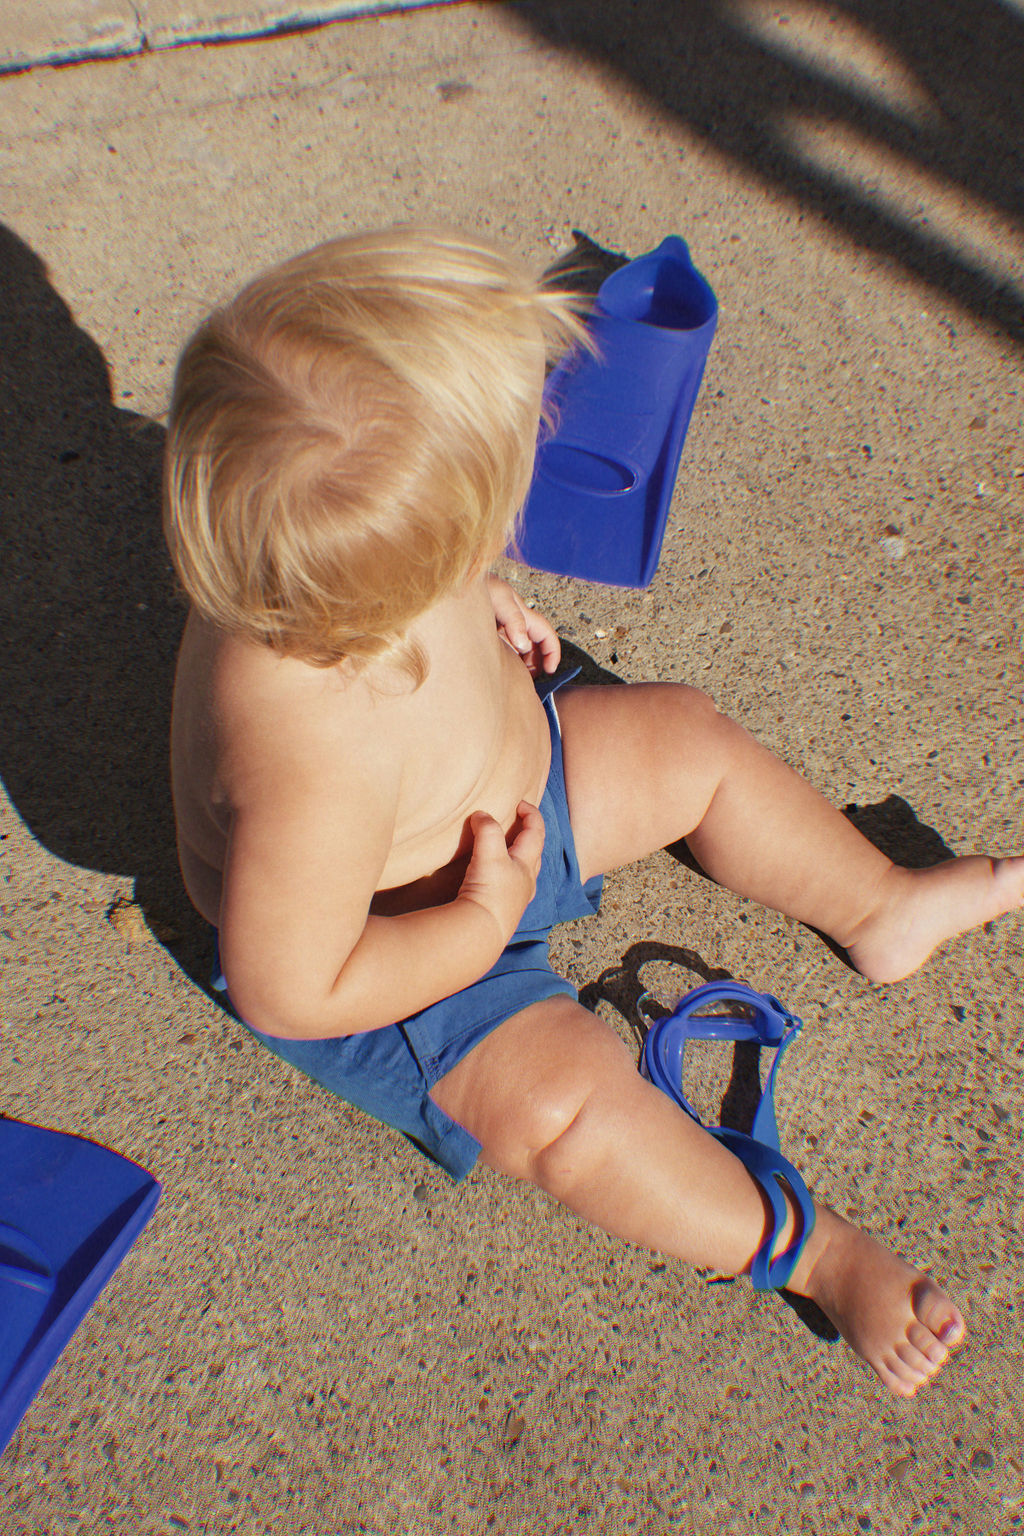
[499,617,533,656]
[486,577,561,673]
[508,801,545,868]
[520,612,560,673]
[468,810,505,851]
[470,805,544,868]
[464,811,506,872]
[536,628,561,673]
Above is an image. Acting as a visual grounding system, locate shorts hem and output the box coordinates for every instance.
[405,972,579,1087]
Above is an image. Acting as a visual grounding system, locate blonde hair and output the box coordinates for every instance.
[163,225,587,679]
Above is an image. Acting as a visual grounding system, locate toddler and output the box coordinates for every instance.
[165,226,1024,1396]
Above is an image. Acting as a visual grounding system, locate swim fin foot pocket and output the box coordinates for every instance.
[516,236,718,588]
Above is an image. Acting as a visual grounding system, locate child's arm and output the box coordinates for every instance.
[217,729,544,1040]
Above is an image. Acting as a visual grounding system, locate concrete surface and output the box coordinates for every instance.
[0,0,457,73]
[1,2,1023,1532]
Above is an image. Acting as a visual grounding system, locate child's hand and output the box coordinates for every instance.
[486,575,560,676]
[457,802,545,944]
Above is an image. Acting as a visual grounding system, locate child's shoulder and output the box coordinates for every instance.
[179,610,389,783]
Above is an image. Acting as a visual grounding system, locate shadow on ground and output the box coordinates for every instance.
[0,224,208,978]
[507,0,1024,343]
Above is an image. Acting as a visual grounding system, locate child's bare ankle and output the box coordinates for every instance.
[784,1198,845,1304]
[832,863,908,969]
[844,854,1024,984]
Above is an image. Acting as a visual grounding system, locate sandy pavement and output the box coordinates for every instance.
[2,3,1023,1532]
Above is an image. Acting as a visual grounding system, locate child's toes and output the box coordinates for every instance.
[879,1356,926,1398]
[911,1279,965,1349]
[893,1338,940,1386]
[906,1319,949,1371]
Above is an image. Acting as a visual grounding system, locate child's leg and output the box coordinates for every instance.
[431,996,964,1396]
[555,683,1024,982]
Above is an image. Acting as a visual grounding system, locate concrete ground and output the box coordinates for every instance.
[1,3,1023,1532]
[0,0,454,74]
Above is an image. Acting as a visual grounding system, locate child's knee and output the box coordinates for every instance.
[683,683,737,732]
[516,1015,638,1182]
[529,1022,631,1138]
[657,683,742,766]
[441,1000,635,1177]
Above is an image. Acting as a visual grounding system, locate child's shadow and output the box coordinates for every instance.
[0,224,209,981]
[842,796,956,868]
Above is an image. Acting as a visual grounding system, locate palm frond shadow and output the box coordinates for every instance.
[509,0,1024,345]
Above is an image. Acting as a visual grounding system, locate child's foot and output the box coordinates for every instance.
[789,1204,965,1397]
[844,856,1024,983]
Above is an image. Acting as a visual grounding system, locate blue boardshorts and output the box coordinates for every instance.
[212,670,603,1180]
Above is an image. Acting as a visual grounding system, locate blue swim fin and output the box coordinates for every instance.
[0,1117,161,1455]
[516,236,718,587]
[640,982,816,1291]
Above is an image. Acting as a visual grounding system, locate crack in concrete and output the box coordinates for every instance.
[0,0,457,78]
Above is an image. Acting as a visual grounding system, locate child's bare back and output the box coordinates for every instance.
[165,225,1024,1398]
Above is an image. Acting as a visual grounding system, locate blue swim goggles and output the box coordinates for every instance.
[639,981,816,1291]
